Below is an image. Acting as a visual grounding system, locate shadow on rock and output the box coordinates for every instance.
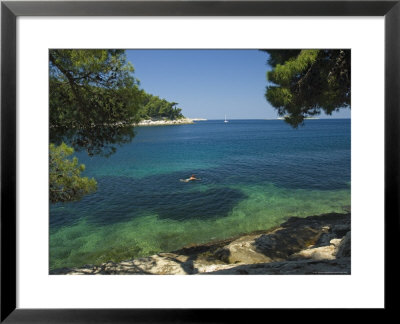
[212,213,351,265]
[254,213,351,260]
[201,258,351,275]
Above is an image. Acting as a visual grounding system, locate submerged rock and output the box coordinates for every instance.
[50,212,351,275]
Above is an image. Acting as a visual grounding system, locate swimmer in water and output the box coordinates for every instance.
[180,174,201,182]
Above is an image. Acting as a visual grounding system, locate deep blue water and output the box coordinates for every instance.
[50,119,351,269]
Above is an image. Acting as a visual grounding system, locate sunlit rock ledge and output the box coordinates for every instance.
[136,118,194,126]
[50,212,351,275]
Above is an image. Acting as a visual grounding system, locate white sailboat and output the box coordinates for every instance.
[224,114,229,123]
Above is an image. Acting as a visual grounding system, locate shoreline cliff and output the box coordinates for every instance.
[50,212,351,275]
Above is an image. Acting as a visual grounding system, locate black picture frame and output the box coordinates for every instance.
[1,0,398,321]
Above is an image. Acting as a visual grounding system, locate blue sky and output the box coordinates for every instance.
[126,50,351,120]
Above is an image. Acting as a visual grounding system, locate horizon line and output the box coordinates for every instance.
[188,117,351,120]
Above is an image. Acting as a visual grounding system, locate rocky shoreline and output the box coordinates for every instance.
[50,212,350,275]
[136,118,195,126]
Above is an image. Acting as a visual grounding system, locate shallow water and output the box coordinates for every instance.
[50,119,350,270]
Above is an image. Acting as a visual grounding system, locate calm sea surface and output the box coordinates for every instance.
[50,119,351,270]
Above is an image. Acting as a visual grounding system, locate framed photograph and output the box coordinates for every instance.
[1,0,397,321]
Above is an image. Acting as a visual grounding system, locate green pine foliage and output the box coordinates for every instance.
[49,49,186,203]
[50,49,143,157]
[263,49,351,127]
[49,49,143,203]
[49,143,97,203]
[139,92,184,120]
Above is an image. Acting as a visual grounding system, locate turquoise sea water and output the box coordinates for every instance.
[50,119,351,270]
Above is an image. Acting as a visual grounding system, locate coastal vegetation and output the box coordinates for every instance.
[49,49,350,275]
[263,50,351,127]
[139,92,184,120]
[49,143,97,203]
[49,49,142,157]
[49,49,186,203]
[49,48,351,203]
[49,49,141,202]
